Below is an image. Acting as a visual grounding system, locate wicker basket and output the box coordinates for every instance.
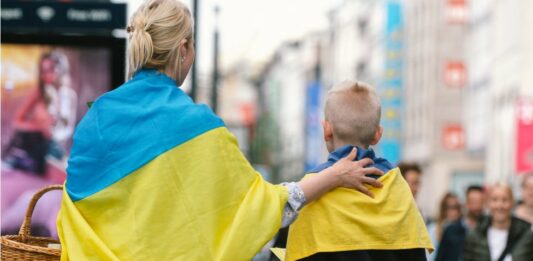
[1,185,63,260]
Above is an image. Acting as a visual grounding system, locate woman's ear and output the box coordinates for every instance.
[179,39,188,58]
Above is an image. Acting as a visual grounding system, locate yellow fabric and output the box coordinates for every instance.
[285,168,433,261]
[271,248,286,261]
[57,127,288,260]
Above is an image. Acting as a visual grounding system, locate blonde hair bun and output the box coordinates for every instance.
[126,0,193,79]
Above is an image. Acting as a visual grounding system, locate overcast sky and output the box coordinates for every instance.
[122,0,338,74]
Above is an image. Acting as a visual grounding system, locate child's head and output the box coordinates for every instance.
[323,80,382,152]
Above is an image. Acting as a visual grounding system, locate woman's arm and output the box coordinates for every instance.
[279,147,384,227]
[298,147,383,202]
[13,90,53,136]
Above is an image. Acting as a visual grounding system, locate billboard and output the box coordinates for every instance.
[1,43,113,237]
[377,0,403,164]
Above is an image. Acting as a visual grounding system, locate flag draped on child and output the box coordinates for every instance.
[57,69,288,260]
[285,167,433,261]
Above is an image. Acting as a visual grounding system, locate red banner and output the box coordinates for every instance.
[516,99,533,174]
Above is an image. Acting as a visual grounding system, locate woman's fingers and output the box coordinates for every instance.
[361,176,383,188]
[356,184,374,198]
[353,157,374,167]
[362,167,384,177]
[343,148,357,161]
[331,148,387,196]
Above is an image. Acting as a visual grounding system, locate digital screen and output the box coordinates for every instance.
[1,43,113,236]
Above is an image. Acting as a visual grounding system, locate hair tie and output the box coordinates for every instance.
[126,26,134,33]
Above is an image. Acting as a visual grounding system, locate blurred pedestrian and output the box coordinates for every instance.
[398,162,422,198]
[428,193,462,260]
[515,173,533,224]
[465,185,487,228]
[436,185,486,261]
[463,183,533,261]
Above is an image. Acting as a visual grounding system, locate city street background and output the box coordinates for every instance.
[1,0,533,248]
[124,0,533,218]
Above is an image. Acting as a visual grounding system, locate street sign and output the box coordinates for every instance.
[444,61,467,88]
[443,124,465,150]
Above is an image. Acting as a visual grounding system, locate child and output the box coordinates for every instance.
[284,81,433,261]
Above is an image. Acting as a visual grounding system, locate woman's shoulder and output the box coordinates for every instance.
[511,216,532,231]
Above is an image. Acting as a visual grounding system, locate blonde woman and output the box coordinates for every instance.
[463,183,533,261]
[56,0,384,260]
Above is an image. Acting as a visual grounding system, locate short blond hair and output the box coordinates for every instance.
[127,0,193,79]
[325,80,381,146]
[490,182,514,202]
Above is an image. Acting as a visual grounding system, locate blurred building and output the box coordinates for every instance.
[256,0,403,182]
[329,0,404,163]
[258,42,306,182]
[256,32,331,182]
[466,0,533,187]
[256,0,391,182]
[250,0,532,214]
[403,0,484,216]
[218,63,258,158]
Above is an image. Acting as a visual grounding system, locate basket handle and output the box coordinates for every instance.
[18,185,63,241]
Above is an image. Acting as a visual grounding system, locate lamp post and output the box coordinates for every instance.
[211,5,220,113]
[190,0,198,101]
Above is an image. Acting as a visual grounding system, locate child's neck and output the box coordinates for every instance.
[328,139,370,153]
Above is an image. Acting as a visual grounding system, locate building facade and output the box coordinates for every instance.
[403,0,484,216]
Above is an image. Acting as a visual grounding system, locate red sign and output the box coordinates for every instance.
[516,99,533,174]
[447,0,467,24]
[444,62,467,88]
[443,124,465,150]
[240,103,255,126]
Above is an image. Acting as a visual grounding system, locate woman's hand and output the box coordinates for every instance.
[327,147,384,197]
[297,147,384,203]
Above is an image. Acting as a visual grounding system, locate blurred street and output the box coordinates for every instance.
[2,0,533,260]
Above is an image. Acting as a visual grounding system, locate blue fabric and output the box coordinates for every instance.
[66,69,225,201]
[308,145,394,178]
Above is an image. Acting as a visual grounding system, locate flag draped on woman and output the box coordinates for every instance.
[57,69,288,260]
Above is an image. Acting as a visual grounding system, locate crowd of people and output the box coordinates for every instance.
[398,164,533,261]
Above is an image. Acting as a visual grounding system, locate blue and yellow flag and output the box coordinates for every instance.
[57,69,288,260]
[284,145,432,261]
[285,167,433,261]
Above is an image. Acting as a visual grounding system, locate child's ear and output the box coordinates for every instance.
[370,125,383,145]
[322,120,334,142]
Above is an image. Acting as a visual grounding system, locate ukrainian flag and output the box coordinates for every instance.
[57,69,288,260]
[285,168,433,261]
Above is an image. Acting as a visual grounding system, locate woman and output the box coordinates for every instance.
[3,52,61,175]
[41,50,77,161]
[2,51,73,238]
[56,0,384,260]
[463,183,533,261]
[428,193,462,260]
